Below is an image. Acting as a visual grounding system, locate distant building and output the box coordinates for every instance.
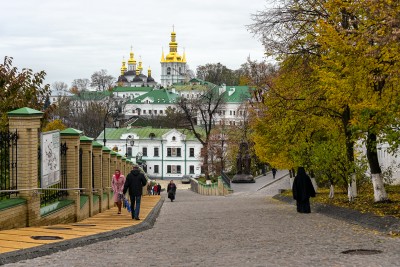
[49,90,73,105]
[160,29,187,87]
[117,49,157,87]
[124,88,179,117]
[97,127,203,180]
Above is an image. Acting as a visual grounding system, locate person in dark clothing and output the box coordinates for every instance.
[292,167,316,213]
[123,165,147,220]
[157,183,161,195]
[271,168,277,179]
[167,180,177,202]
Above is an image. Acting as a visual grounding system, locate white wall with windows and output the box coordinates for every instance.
[105,128,203,180]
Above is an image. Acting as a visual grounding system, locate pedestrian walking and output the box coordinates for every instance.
[272,168,277,179]
[123,165,147,220]
[157,183,161,195]
[167,180,177,202]
[292,167,316,213]
[153,184,158,195]
[111,169,126,214]
[147,183,152,196]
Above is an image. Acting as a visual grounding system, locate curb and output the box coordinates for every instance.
[257,173,290,191]
[273,194,400,235]
[0,196,165,266]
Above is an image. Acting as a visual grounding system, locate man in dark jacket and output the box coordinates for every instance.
[123,165,147,220]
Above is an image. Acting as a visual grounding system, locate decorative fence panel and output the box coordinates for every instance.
[0,130,18,200]
[221,172,231,188]
[39,142,69,206]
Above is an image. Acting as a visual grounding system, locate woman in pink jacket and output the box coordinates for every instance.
[111,169,126,214]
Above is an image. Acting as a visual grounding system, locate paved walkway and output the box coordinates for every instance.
[2,174,400,266]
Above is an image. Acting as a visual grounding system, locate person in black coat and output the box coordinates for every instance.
[157,183,161,195]
[167,180,177,202]
[123,165,147,220]
[292,167,316,213]
[271,168,277,179]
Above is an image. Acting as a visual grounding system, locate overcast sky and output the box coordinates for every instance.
[1,0,268,88]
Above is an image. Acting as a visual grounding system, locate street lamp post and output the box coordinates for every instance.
[220,137,225,172]
[103,115,107,146]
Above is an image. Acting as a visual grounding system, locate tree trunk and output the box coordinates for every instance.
[341,105,358,196]
[203,145,210,180]
[366,132,388,202]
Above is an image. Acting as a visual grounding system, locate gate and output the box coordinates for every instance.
[0,130,18,200]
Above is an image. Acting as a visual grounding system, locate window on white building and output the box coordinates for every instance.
[189,148,194,157]
[154,165,159,173]
[127,147,132,157]
[167,148,181,157]
[167,165,181,174]
[154,147,159,157]
[189,165,194,174]
[142,147,147,156]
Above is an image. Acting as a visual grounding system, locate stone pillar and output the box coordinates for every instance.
[8,107,43,227]
[80,136,93,216]
[92,141,103,212]
[60,128,82,222]
[101,146,111,210]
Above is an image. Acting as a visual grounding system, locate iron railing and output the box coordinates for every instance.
[221,171,231,188]
[0,130,18,200]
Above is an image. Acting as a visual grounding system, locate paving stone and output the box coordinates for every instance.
[2,173,400,267]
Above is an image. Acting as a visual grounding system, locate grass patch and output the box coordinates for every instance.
[282,185,400,219]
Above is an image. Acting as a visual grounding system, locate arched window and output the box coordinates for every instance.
[167,67,171,75]
[172,136,176,141]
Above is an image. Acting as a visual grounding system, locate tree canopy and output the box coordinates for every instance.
[0,56,50,130]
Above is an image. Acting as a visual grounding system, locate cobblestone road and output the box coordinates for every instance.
[5,175,400,267]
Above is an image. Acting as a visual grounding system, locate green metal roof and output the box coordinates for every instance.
[97,126,201,141]
[223,86,252,103]
[8,107,43,116]
[102,146,111,152]
[171,84,210,92]
[92,141,103,147]
[60,128,83,136]
[70,91,112,101]
[80,136,93,142]
[127,89,179,104]
[113,86,153,93]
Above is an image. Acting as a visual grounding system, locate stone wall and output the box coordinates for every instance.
[0,107,138,230]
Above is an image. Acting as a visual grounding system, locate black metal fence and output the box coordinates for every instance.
[79,148,83,191]
[39,142,69,206]
[0,130,18,200]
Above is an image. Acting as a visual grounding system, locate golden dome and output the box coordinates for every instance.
[161,28,186,63]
